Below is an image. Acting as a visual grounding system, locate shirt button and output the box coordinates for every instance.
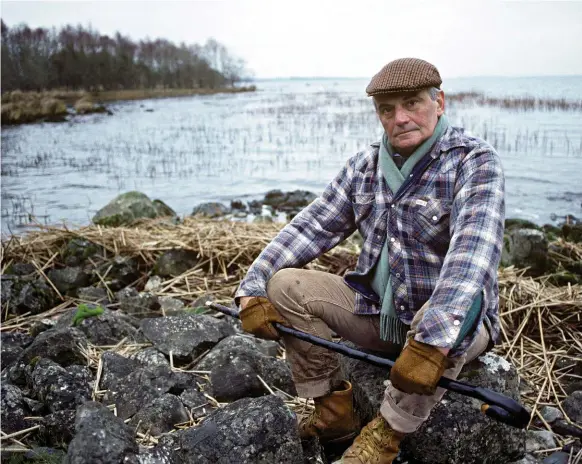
[396,273,401,278]
[432,215,438,221]
[390,237,396,243]
[453,320,461,326]
[391,204,395,208]
[400,305,405,310]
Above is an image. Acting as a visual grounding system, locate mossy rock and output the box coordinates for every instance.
[562,224,582,243]
[93,191,173,227]
[152,199,176,217]
[505,218,541,232]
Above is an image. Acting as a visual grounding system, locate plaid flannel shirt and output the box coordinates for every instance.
[236,125,505,356]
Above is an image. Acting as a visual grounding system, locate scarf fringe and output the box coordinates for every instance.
[380,313,409,346]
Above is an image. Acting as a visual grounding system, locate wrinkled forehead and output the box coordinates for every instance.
[372,89,426,106]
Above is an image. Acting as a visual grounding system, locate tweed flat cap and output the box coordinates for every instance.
[366,58,442,96]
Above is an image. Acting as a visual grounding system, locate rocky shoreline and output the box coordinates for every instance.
[1,191,581,463]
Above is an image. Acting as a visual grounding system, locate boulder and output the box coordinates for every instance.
[0,383,32,434]
[64,401,139,464]
[526,430,557,452]
[562,223,582,243]
[152,199,177,217]
[1,332,33,369]
[140,314,235,363]
[1,274,58,319]
[116,287,161,318]
[502,228,550,276]
[92,191,163,226]
[47,266,91,297]
[77,286,112,305]
[129,347,169,368]
[340,348,525,464]
[102,364,198,420]
[538,406,564,424]
[563,391,582,424]
[196,334,296,402]
[154,249,199,277]
[93,256,140,291]
[158,395,304,463]
[180,389,215,420]
[39,407,77,446]
[100,351,141,390]
[62,238,103,266]
[29,358,92,412]
[129,393,189,435]
[56,307,142,345]
[263,189,317,211]
[191,202,230,218]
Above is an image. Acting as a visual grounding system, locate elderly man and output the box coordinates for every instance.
[235,58,505,463]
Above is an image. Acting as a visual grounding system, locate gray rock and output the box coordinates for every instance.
[62,238,103,266]
[30,359,92,412]
[29,318,57,337]
[77,286,112,304]
[65,401,139,464]
[116,288,161,318]
[301,436,327,464]
[509,454,541,464]
[539,406,564,424]
[57,307,142,345]
[100,351,141,390]
[40,409,77,446]
[263,189,316,211]
[92,191,159,226]
[24,447,67,462]
[340,348,525,464]
[93,256,140,291]
[145,275,163,292]
[7,327,88,385]
[551,419,582,438]
[526,430,557,452]
[154,249,199,277]
[1,332,33,369]
[103,364,196,420]
[6,262,36,275]
[542,452,570,464]
[1,274,58,318]
[191,202,230,218]
[152,199,177,218]
[140,314,234,363]
[196,334,296,402]
[159,296,186,314]
[166,395,304,463]
[502,228,549,276]
[563,391,582,424]
[129,347,170,368]
[47,266,91,296]
[1,345,23,370]
[129,393,189,435]
[0,383,32,433]
[180,389,214,420]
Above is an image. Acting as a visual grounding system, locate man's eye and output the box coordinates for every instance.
[406,100,418,108]
[382,108,392,114]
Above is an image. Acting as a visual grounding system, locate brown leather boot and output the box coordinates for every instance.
[339,415,405,463]
[298,380,360,443]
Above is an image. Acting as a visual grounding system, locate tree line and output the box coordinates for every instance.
[1,20,251,93]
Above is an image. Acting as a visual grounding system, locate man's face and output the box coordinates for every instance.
[374,89,445,156]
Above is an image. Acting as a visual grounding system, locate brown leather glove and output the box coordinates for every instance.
[239,296,288,340]
[390,338,453,395]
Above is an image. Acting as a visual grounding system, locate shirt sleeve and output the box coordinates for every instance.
[414,145,505,352]
[235,156,359,304]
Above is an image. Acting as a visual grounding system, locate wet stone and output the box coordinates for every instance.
[40,409,77,446]
[140,314,235,363]
[129,393,189,435]
[563,391,582,424]
[0,383,32,434]
[65,401,139,464]
[30,358,92,412]
[47,266,91,297]
[100,351,141,390]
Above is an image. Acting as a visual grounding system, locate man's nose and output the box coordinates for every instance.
[394,107,410,125]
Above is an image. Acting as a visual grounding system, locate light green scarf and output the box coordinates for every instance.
[371,115,449,344]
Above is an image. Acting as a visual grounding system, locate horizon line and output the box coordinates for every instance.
[253,74,582,81]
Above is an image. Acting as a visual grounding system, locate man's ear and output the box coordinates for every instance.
[436,90,445,116]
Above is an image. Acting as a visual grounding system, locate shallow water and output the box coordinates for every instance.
[2,76,582,235]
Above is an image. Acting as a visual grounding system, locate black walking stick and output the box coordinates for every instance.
[207,302,531,429]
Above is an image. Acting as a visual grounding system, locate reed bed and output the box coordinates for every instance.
[2,218,581,438]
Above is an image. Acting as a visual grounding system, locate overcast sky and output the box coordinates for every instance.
[2,0,582,79]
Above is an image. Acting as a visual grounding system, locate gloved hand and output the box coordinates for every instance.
[239,296,288,340]
[389,338,453,395]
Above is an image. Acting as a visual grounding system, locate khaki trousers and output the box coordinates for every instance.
[266,268,490,434]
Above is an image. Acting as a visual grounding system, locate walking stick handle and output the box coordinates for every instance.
[207,302,530,428]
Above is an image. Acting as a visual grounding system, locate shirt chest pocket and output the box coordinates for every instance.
[407,197,452,245]
[351,193,376,226]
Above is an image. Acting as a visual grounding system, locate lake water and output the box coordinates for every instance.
[2,76,582,236]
